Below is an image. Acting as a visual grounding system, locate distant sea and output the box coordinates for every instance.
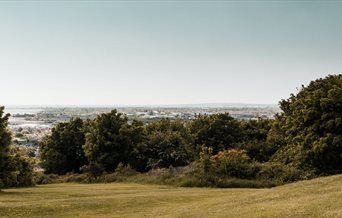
[4,107,48,129]
[5,108,43,115]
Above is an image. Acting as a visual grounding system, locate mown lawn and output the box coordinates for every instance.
[1,174,341,218]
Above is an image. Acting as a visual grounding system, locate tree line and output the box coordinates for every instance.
[39,112,274,175]
[1,74,342,188]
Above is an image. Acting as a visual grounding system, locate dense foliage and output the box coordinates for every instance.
[239,118,274,162]
[37,75,342,186]
[0,106,34,189]
[40,118,87,174]
[189,113,243,154]
[83,110,140,172]
[0,106,12,188]
[271,75,342,175]
[132,119,194,171]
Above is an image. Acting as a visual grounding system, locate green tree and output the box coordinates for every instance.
[83,110,132,172]
[189,113,243,154]
[133,119,194,171]
[0,106,12,189]
[0,106,33,188]
[40,117,87,174]
[271,75,342,174]
[7,146,34,187]
[240,118,272,142]
[121,120,146,171]
[239,118,275,162]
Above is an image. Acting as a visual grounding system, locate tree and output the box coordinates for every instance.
[0,106,33,188]
[271,75,342,174]
[240,118,272,142]
[83,110,132,172]
[0,106,12,189]
[189,113,243,154]
[239,118,275,162]
[7,146,34,187]
[121,120,146,171]
[133,119,194,171]
[40,117,87,174]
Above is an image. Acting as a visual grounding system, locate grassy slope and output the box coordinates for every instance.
[0,175,341,218]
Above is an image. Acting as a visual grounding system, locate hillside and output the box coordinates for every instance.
[0,174,341,218]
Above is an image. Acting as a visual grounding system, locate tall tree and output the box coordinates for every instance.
[239,118,275,162]
[132,119,194,171]
[0,106,12,189]
[40,117,87,174]
[7,146,34,187]
[271,75,342,174]
[83,110,131,172]
[189,113,243,154]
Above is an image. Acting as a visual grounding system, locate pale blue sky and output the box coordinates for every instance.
[1,0,341,106]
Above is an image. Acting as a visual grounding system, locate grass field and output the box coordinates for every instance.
[1,175,341,218]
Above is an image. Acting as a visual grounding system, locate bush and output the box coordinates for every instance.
[179,169,274,188]
[33,172,59,184]
[211,149,258,179]
[114,163,138,177]
[81,162,105,179]
[58,173,90,183]
[197,147,259,179]
[185,146,311,187]
[0,146,35,188]
[256,162,311,184]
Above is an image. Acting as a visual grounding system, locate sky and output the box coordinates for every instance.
[0,0,341,106]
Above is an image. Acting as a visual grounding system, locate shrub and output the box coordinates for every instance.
[81,162,105,180]
[256,162,311,184]
[211,149,257,179]
[114,163,138,177]
[197,147,259,180]
[33,172,59,184]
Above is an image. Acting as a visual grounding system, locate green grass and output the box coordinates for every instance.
[1,175,341,218]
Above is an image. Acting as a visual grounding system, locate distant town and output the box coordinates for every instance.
[5,104,280,156]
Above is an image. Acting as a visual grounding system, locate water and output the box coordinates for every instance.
[4,107,43,115]
[4,107,50,129]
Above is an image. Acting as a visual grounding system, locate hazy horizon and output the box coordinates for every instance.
[4,102,278,108]
[1,1,341,105]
